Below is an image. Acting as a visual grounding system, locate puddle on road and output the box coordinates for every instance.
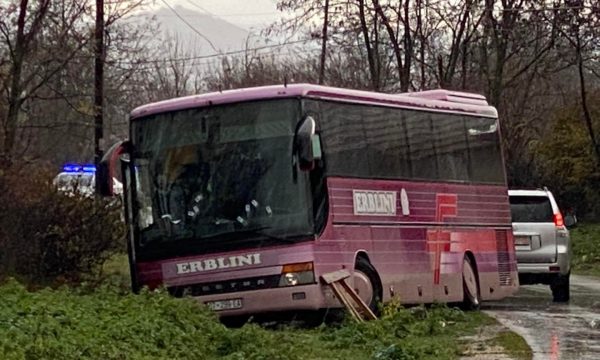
[483,284,600,360]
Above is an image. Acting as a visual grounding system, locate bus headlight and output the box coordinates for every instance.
[278,262,315,287]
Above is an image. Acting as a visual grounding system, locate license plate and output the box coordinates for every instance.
[205,298,243,311]
[514,235,530,246]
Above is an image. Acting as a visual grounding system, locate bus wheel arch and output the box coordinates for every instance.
[461,251,481,310]
[353,253,383,315]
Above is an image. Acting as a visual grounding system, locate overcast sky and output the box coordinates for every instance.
[164,0,281,30]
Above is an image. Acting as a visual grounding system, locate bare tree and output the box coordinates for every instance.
[272,0,395,90]
[1,0,52,162]
[0,0,155,165]
[318,0,330,84]
[371,0,413,92]
[550,0,600,165]
[478,0,559,107]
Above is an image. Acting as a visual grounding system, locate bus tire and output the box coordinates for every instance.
[354,257,382,315]
[461,255,481,311]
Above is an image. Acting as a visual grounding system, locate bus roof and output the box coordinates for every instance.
[130,84,498,120]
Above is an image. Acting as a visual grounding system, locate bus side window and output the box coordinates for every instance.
[466,118,504,184]
[433,115,470,182]
[318,102,369,177]
[406,112,438,181]
[363,105,411,179]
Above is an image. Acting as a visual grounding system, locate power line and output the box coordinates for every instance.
[212,12,281,17]
[159,0,220,54]
[69,37,318,65]
[183,0,279,17]
[108,47,322,72]
[498,5,596,13]
[108,38,318,65]
[118,2,599,67]
[149,12,282,18]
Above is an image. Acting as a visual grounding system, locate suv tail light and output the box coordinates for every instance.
[553,212,564,228]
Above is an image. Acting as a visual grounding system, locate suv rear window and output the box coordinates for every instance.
[509,196,553,223]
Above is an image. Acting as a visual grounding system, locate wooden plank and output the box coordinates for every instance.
[320,270,378,322]
[320,270,351,284]
[339,280,377,320]
[329,282,364,322]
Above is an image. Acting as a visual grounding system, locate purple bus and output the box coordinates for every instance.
[100,84,518,318]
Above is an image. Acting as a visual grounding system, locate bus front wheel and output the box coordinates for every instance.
[461,256,481,310]
[353,257,382,315]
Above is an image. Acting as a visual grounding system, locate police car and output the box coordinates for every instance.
[53,164,97,197]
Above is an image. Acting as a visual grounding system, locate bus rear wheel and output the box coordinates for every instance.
[461,256,481,310]
[353,257,382,315]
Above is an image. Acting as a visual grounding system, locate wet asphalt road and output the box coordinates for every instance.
[483,275,600,360]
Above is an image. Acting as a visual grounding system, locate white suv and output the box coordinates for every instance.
[508,189,576,302]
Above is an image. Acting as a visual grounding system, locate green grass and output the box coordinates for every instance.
[0,253,532,359]
[0,277,507,360]
[491,331,533,360]
[570,223,600,276]
[101,253,129,276]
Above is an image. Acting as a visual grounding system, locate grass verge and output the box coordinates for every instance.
[0,253,533,359]
[571,223,600,276]
[458,315,533,360]
[491,330,533,360]
[0,277,516,360]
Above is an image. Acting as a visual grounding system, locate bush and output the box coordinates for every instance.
[0,165,125,284]
[532,102,600,220]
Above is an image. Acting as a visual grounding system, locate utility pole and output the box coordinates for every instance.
[94,0,104,189]
[318,0,330,85]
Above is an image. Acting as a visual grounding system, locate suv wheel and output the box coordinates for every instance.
[550,273,570,302]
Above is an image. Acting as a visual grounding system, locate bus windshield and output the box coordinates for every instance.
[131,99,313,253]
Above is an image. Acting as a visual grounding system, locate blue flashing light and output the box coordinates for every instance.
[82,164,96,173]
[62,163,96,173]
[63,164,81,172]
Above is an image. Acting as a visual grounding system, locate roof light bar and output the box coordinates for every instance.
[82,164,96,173]
[62,164,96,173]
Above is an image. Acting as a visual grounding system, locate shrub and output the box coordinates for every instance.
[0,165,125,284]
[532,102,600,220]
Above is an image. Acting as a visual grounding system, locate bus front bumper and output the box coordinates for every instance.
[191,283,341,317]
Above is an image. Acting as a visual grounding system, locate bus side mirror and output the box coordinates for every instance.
[295,116,321,171]
[98,140,131,196]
